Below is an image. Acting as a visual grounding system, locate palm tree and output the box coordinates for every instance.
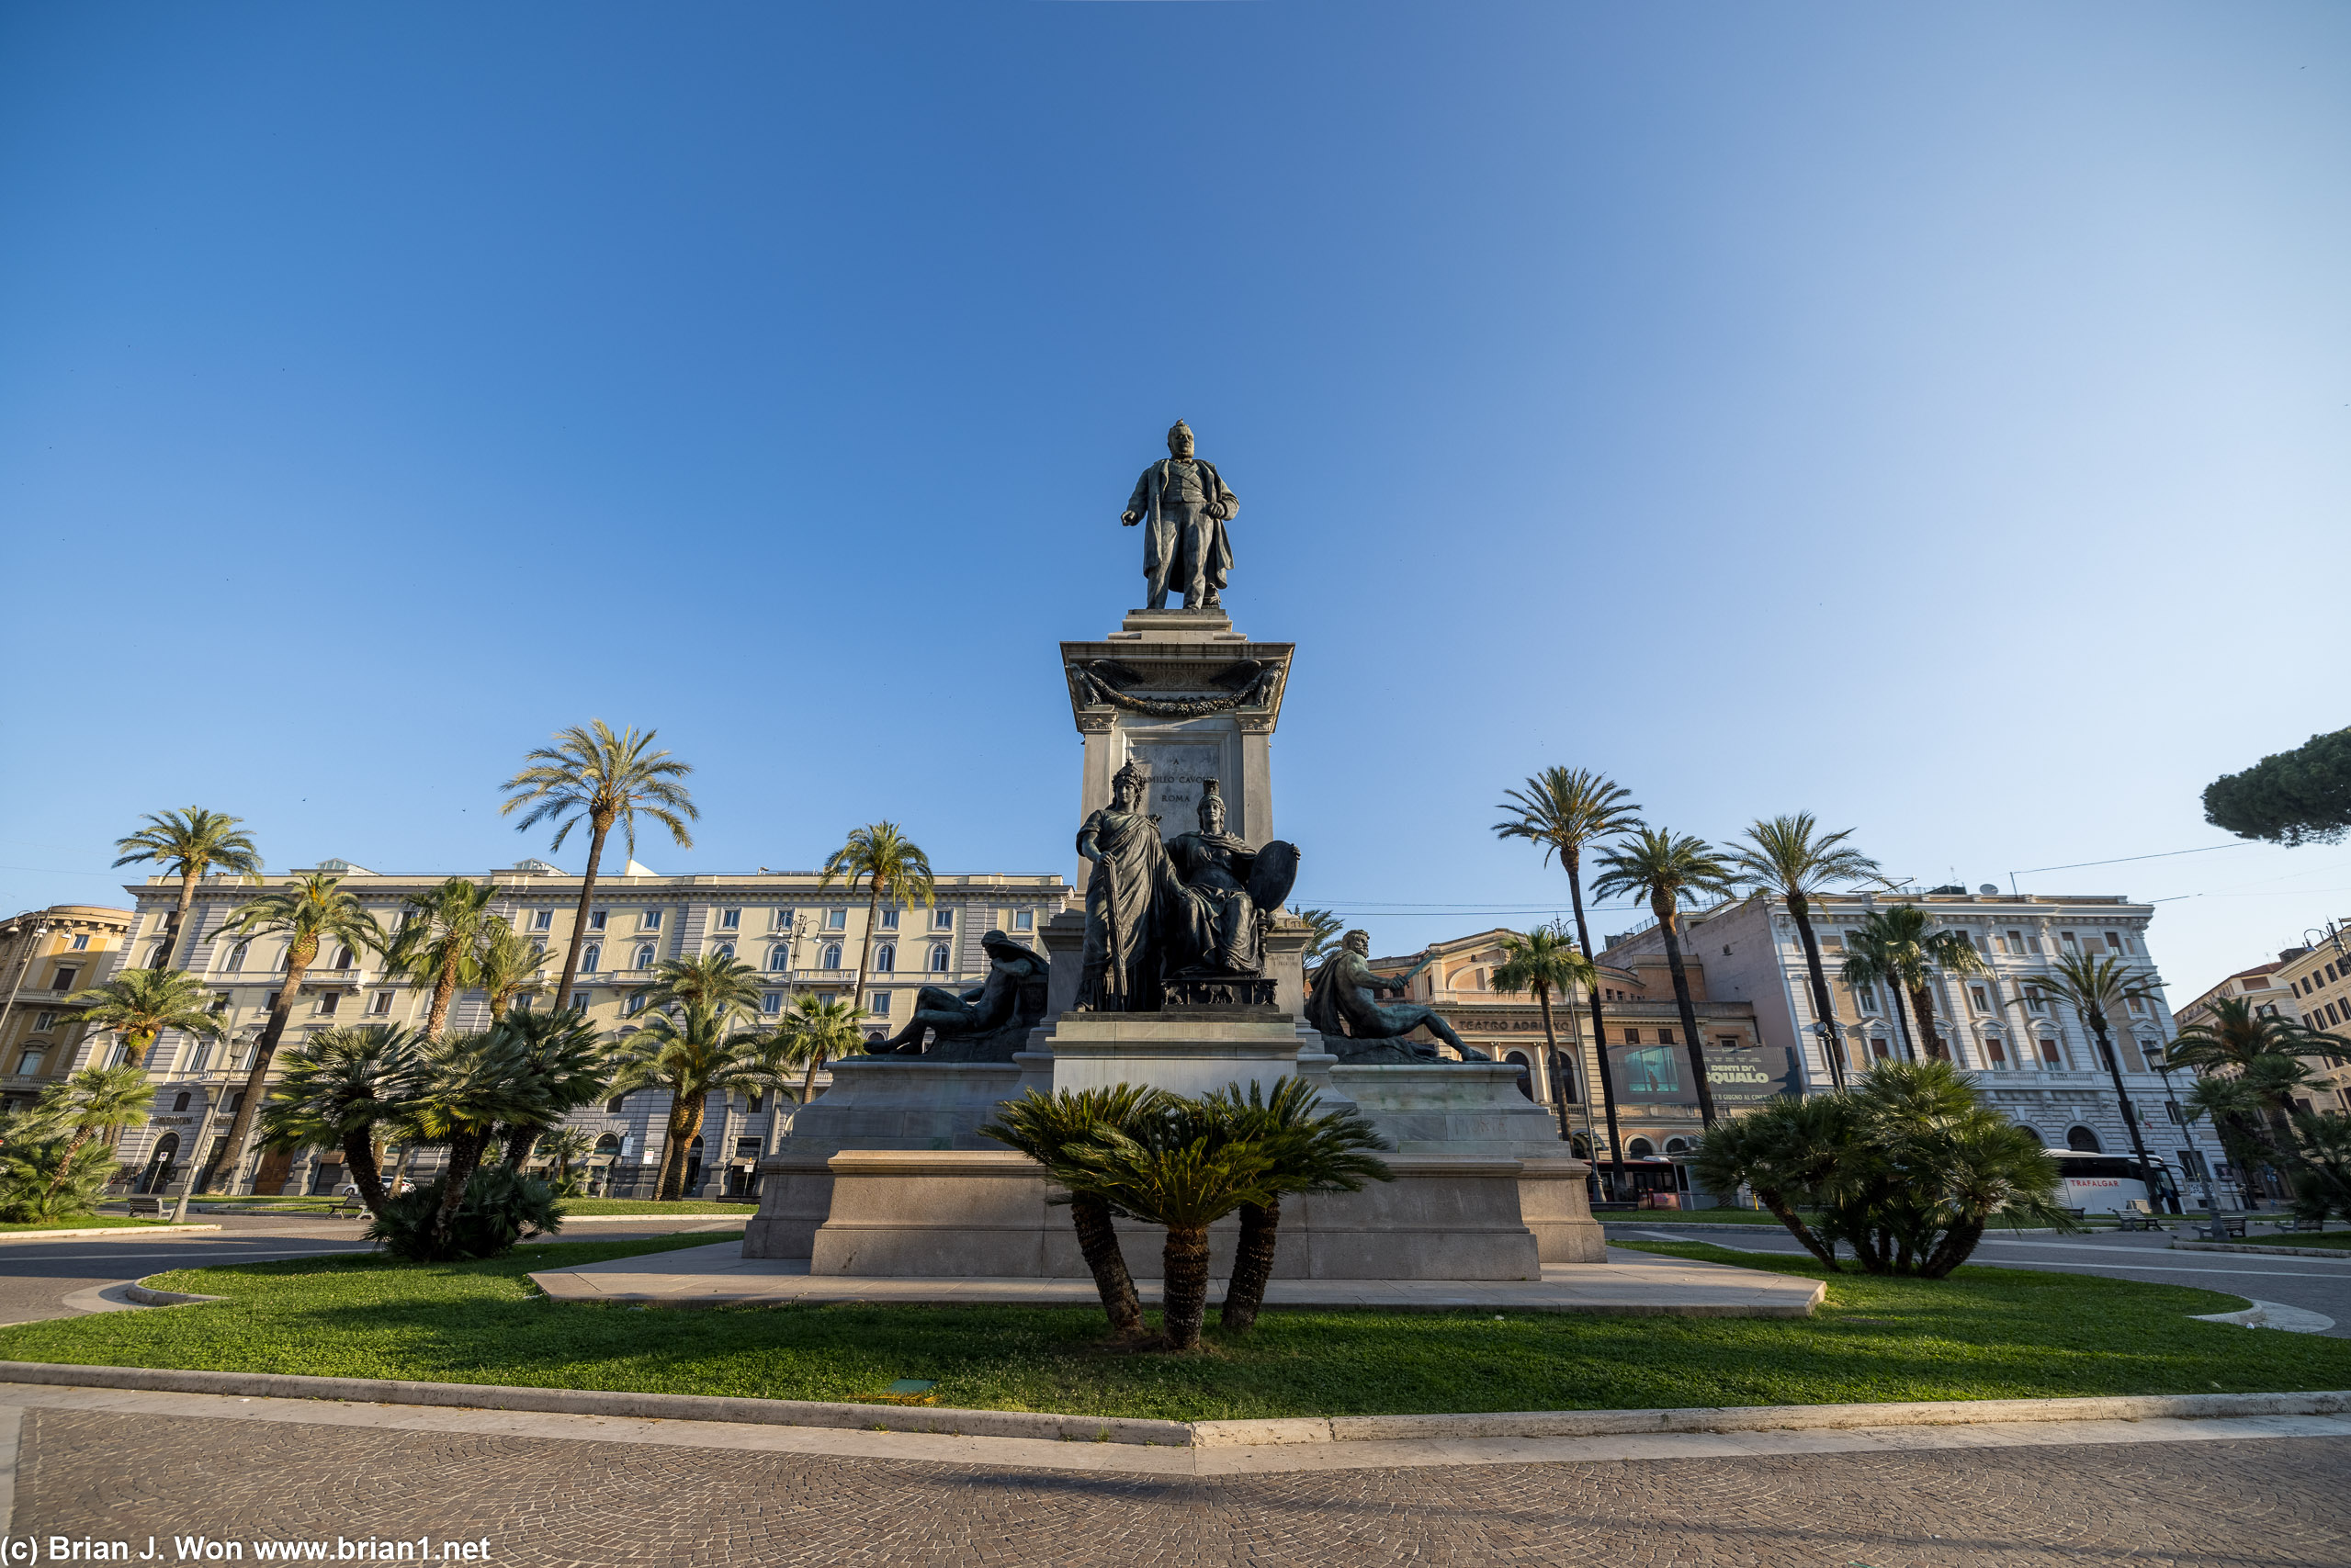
[204,874,387,1191]
[112,807,263,967]
[2167,997,2350,1141]
[2184,1070,2300,1207]
[608,999,762,1200]
[2016,951,2166,1190]
[473,917,548,1021]
[1494,768,1643,1188]
[534,1126,596,1190]
[819,822,935,1031]
[1202,1078,1390,1333]
[257,1023,421,1215]
[380,877,495,1041]
[32,1064,154,1204]
[980,1086,1168,1338]
[1724,814,1884,1089]
[402,1027,554,1243]
[499,721,698,1012]
[777,992,864,1106]
[1839,905,1984,1064]
[632,951,768,1020]
[1592,827,1738,1127]
[1487,923,1599,1142]
[1065,1100,1278,1351]
[492,1008,613,1168]
[1296,908,1346,975]
[61,966,223,1074]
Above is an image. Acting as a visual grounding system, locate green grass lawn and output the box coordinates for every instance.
[0,1232,2345,1421]
[557,1199,758,1215]
[0,1215,176,1233]
[2232,1231,2351,1249]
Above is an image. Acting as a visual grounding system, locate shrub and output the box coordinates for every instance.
[367,1163,563,1261]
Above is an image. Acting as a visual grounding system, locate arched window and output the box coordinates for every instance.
[332,946,356,969]
[928,943,950,973]
[768,946,790,972]
[1627,1136,1656,1158]
[873,944,896,974]
[821,942,843,970]
[713,943,735,961]
[1504,1050,1533,1100]
[2066,1125,2103,1153]
[634,942,657,969]
[1663,1137,1691,1155]
[223,942,250,972]
[172,1091,191,1112]
[2014,1124,2046,1146]
[581,943,602,972]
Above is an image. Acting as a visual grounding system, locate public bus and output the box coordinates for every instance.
[2045,1150,2156,1212]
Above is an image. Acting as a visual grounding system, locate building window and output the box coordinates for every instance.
[928,944,950,973]
[607,1094,627,1113]
[624,993,646,1017]
[589,910,608,931]
[2104,931,2127,953]
[368,991,393,1016]
[640,909,662,931]
[51,966,77,992]
[2126,996,2145,1017]
[33,1012,55,1033]
[1857,986,1881,1013]
[869,991,891,1016]
[69,933,90,951]
[15,1052,44,1077]
[873,944,896,974]
[821,942,843,970]
[1871,1038,1891,1059]
[1014,909,1034,931]
[2039,1037,2061,1065]
[879,908,899,931]
[633,943,657,969]
[713,943,735,961]
[747,1091,765,1113]
[314,992,340,1017]
[772,908,794,930]
[2024,987,2046,1014]
[1969,986,1990,1014]
[825,909,847,931]
[1622,1028,1641,1045]
[532,909,553,931]
[2066,1125,2102,1153]
[718,908,741,931]
[763,992,783,1015]
[1985,1037,2008,1066]
[933,908,955,931]
[582,943,602,972]
[1626,1137,1656,1158]
[767,945,790,972]
[2059,931,2079,952]
[223,942,249,972]
[332,946,356,969]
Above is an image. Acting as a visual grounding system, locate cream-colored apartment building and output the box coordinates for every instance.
[2205,925,2351,1116]
[82,860,1071,1196]
[0,904,133,1111]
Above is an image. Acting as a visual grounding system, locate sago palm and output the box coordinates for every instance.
[819,822,935,1029]
[1493,768,1643,1187]
[1840,905,1984,1064]
[473,917,548,1021]
[1689,1092,1855,1269]
[1200,1078,1390,1333]
[258,1023,421,1215]
[112,807,263,967]
[32,1064,154,1204]
[1064,1100,1279,1351]
[1487,923,1599,1143]
[1592,827,1738,1126]
[981,1086,1170,1338]
[1724,814,1883,1089]
[401,1028,554,1241]
[500,720,698,1011]
[492,1008,614,1168]
[206,874,386,1191]
[534,1125,597,1191]
[380,877,496,1041]
[2015,951,2165,1187]
[62,965,223,1072]
[607,999,763,1200]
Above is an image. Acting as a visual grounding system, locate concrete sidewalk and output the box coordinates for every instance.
[527,1241,1825,1315]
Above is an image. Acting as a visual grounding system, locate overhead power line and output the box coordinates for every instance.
[2010,843,2255,878]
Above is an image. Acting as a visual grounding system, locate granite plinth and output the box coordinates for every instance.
[801,1149,1543,1280]
[1039,1010,1317,1100]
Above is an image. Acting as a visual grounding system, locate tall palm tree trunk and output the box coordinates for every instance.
[551,819,613,1013]
[1887,984,1918,1062]
[852,886,881,1032]
[2085,1013,2159,1190]
[171,870,201,968]
[425,949,463,1041]
[1221,1198,1280,1333]
[1562,857,1627,1198]
[1533,987,1572,1141]
[1068,1194,1145,1336]
[1654,905,1719,1127]
[655,1089,698,1201]
[206,941,313,1191]
[1160,1223,1212,1350]
[1909,983,1944,1060]
[1785,892,1846,1089]
[342,1131,391,1215]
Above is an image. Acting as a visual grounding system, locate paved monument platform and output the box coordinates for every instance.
[528,1241,1821,1315]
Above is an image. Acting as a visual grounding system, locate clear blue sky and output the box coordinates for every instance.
[4,4,2347,998]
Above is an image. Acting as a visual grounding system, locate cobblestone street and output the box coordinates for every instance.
[16,1404,2349,1567]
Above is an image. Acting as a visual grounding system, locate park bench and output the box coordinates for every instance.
[123,1196,165,1220]
[2114,1211,2165,1233]
[323,1192,368,1218]
[2276,1216,2327,1234]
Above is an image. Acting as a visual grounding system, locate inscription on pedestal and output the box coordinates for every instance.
[1162,976,1282,1013]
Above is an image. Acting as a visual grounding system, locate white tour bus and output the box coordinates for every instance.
[2045,1150,2154,1212]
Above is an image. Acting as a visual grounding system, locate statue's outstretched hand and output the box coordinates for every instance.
[1120,511,1140,526]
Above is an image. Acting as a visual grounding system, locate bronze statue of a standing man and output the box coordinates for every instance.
[1122,420,1238,610]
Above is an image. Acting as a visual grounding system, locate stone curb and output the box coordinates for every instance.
[1,1360,2342,1450]
[2173,1239,2351,1260]
[0,1362,1190,1447]
[0,1225,220,1246]
[119,1284,227,1307]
